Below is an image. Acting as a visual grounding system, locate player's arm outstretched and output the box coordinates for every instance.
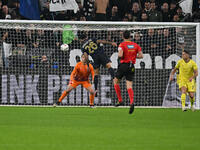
[137,51,143,59]
[96,40,117,47]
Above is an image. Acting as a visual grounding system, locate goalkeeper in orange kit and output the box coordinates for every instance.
[53,54,95,107]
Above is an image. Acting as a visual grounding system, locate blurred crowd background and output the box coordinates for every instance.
[0,0,200,22]
[0,0,199,70]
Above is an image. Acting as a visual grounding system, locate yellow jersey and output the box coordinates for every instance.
[175,59,198,81]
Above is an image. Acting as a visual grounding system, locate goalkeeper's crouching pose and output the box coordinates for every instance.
[53,54,95,108]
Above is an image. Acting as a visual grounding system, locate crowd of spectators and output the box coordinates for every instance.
[0,0,199,70]
[0,0,200,22]
[0,24,194,70]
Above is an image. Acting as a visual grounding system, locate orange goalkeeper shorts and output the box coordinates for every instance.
[70,80,92,88]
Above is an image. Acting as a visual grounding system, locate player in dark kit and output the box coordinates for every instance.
[114,30,143,114]
[79,31,117,97]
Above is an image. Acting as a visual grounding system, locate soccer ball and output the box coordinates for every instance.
[60,44,69,51]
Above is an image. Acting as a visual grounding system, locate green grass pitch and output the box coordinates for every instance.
[0,107,200,150]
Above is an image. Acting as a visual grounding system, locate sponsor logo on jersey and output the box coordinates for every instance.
[127,45,134,49]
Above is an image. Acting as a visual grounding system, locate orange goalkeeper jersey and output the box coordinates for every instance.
[70,61,94,82]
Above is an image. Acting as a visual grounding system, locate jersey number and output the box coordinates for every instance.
[85,41,98,54]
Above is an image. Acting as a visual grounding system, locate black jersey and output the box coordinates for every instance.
[81,38,104,58]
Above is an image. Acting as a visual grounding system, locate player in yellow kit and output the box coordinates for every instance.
[170,50,198,111]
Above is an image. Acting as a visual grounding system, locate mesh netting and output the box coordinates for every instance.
[0,21,198,107]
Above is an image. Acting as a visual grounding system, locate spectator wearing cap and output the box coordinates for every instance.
[148,1,162,22]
